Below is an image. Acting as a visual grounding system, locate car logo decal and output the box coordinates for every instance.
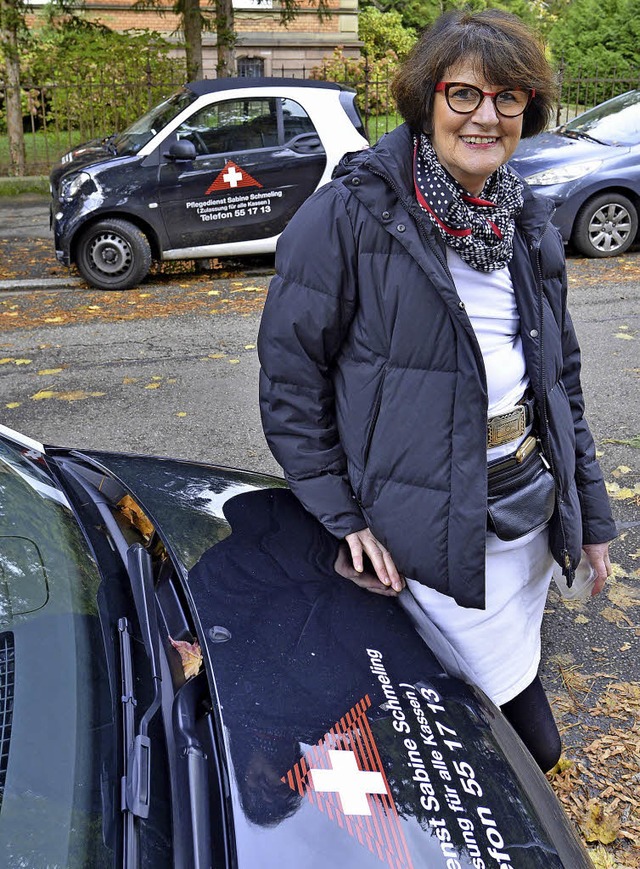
[205,160,263,194]
[282,695,414,869]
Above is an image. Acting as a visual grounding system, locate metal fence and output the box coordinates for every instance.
[555,63,640,125]
[2,66,640,177]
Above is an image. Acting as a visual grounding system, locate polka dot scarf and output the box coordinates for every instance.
[413,133,524,272]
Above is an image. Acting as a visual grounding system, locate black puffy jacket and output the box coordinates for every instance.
[258,124,616,608]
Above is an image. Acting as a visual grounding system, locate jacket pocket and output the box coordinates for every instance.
[359,368,387,501]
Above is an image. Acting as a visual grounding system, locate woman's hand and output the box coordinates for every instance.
[341,528,405,594]
[582,541,613,596]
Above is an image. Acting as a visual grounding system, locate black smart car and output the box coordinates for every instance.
[49,78,368,291]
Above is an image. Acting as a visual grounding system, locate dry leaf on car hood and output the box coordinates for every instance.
[169,636,203,679]
[117,494,155,540]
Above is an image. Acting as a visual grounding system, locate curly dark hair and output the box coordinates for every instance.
[392,9,556,139]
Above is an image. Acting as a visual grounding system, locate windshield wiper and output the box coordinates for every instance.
[561,128,607,145]
[122,544,162,819]
[117,545,163,868]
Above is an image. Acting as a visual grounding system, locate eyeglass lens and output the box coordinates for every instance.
[446,84,530,117]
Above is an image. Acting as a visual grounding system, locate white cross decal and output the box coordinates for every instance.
[309,750,387,816]
[222,165,243,187]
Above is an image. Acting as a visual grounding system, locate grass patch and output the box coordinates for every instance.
[367,113,403,143]
[0,130,86,177]
[0,176,50,196]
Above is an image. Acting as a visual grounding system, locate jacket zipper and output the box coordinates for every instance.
[531,223,574,585]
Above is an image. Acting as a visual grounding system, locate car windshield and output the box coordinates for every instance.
[112,87,199,155]
[562,90,640,145]
[0,437,117,866]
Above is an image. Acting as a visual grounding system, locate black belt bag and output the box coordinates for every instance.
[487,435,556,541]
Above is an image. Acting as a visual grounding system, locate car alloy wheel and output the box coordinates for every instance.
[573,192,638,258]
[76,218,152,290]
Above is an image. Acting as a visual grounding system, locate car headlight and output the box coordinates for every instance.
[525,160,602,186]
[60,171,93,201]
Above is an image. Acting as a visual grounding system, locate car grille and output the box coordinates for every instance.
[0,632,15,809]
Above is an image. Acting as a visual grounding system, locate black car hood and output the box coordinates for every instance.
[49,138,120,189]
[75,451,592,869]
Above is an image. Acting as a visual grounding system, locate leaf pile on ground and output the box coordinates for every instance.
[548,675,640,868]
[0,279,269,329]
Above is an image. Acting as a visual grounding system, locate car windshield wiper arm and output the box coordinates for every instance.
[121,544,163,819]
[58,463,163,817]
[119,617,140,869]
[562,128,607,145]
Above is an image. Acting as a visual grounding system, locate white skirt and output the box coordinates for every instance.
[399,526,555,706]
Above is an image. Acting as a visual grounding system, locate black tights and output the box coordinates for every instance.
[500,675,562,773]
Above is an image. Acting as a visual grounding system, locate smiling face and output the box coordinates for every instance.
[430,60,525,196]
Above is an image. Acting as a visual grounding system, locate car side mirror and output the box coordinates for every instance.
[164,140,197,161]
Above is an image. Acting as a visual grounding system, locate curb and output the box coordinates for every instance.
[0,277,84,292]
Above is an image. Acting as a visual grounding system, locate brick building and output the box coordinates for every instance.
[33,0,362,78]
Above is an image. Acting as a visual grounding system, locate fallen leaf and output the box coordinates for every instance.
[244,343,256,349]
[14,358,32,365]
[144,382,162,389]
[176,411,187,417]
[58,390,105,401]
[37,368,64,375]
[587,844,617,868]
[601,606,633,626]
[228,358,240,364]
[579,799,621,844]
[603,435,640,449]
[5,402,20,409]
[31,389,57,400]
[614,332,635,340]
[611,465,632,477]
[169,636,202,679]
[117,494,155,540]
[605,481,640,500]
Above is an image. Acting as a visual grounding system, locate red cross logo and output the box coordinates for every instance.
[282,695,414,869]
[205,160,262,194]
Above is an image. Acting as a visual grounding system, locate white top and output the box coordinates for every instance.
[446,247,530,461]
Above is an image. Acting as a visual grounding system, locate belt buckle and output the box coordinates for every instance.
[487,406,526,448]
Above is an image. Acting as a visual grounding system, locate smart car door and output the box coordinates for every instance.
[157,96,327,253]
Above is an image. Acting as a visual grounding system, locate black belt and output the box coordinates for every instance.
[487,394,536,448]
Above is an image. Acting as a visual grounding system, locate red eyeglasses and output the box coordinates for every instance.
[435,82,535,117]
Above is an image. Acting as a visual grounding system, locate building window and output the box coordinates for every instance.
[237,57,265,78]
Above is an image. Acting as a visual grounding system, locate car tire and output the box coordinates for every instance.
[76,219,152,290]
[572,192,638,258]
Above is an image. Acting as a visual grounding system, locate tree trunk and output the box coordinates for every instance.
[215,0,235,78]
[182,0,203,81]
[0,0,26,176]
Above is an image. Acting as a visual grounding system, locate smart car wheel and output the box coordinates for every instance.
[573,193,638,258]
[76,219,152,290]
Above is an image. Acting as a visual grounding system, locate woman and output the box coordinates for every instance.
[257,10,616,771]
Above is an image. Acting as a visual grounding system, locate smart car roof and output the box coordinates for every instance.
[186,77,353,96]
